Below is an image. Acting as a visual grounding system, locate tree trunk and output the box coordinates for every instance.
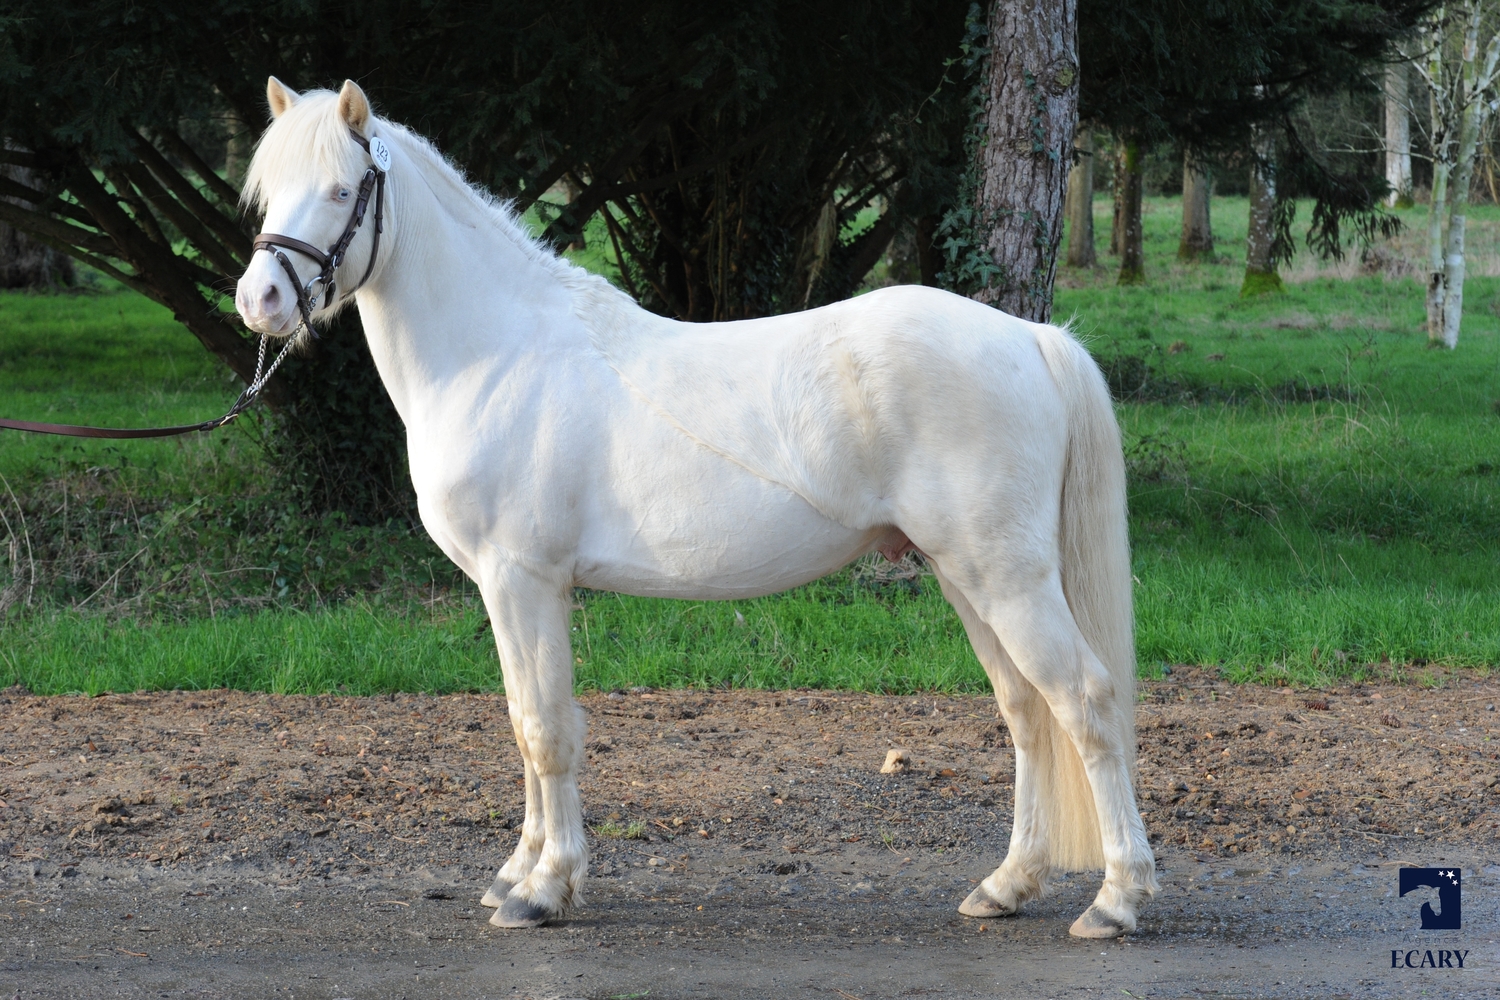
[1425,17,1451,341]
[1426,163,1453,341]
[1385,62,1414,208]
[1110,142,1125,255]
[1065,128,1096,267]
[0,163,76,289]
[971,0,1080,322]
[1116,140,1144,284]
[223,114,253,189]
[0,219,74,288]
[915,214,940,286]
[1242,123,1282,296]
[1178,154,1213,260]
[1437,10,1500,348]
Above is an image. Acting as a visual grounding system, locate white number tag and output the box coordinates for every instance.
[368,135,392,173]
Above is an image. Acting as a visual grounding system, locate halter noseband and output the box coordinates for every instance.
[251,129,389,336]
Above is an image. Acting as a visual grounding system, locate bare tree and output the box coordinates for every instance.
[972,0,1079,321]
[1065,128,1097,267]
[1385,62,1415,207]
[1178,154,1213,261]
[1414,1,1500,348]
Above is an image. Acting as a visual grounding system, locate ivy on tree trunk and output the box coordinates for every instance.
[1109,142,1125,257]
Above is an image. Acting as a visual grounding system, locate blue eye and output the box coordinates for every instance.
[336,188,352,202]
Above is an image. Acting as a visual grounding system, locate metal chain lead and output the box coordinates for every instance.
[212,328,298,429]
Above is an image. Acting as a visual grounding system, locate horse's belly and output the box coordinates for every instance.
[572,452,875,600]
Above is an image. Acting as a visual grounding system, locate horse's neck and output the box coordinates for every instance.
[354,176,573,425]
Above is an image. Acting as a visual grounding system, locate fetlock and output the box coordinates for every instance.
[959,857,1050,918]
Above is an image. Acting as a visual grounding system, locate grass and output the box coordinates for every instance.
[592,820,648,840]
[0,285,251,488]
[0,601,499,696]
[1,193,1497,694]
[0,568,981,696]
[1058,195,1500,683]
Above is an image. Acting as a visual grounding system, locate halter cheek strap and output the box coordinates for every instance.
[251,129,388,336]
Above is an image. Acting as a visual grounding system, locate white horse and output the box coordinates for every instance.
[235,78,1158,937]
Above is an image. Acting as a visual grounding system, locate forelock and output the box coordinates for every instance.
[242,90,368,213]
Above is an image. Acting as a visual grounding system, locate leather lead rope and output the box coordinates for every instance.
[0,329,295,438]
[0,129,388,440]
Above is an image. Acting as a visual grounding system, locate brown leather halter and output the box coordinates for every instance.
[0,130,389,439]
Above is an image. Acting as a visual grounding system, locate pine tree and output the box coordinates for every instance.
[969,0,1079,321]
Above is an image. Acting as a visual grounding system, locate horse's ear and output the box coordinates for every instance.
[338,80,372,135]
[267,77,299,119]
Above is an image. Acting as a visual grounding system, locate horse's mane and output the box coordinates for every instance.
[242,89,633,322]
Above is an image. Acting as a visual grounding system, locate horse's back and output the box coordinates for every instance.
[590,284,1070,533]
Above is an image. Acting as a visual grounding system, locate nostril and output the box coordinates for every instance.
[261,286,281,310]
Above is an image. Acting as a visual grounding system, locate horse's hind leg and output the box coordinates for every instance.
[936,569,1158,941]
[479,562,589,928]
[975,574,1157,936]
[934,567,1052,916]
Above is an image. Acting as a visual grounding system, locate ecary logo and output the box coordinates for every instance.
[1400,867,1462,930]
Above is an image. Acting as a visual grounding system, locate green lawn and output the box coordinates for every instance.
[1060,195,1500,682]
[0,286,253,495]
[1,194,1496,695]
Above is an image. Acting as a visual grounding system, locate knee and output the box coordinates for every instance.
[519,703,585,775]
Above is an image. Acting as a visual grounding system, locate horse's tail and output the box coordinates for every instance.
[1032,322,1136,872]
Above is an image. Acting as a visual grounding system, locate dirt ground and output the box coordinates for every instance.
[4,668,1500,998]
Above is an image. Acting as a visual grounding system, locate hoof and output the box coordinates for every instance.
[959,884,1019,918]
[1069,904,1133,939]
[480,876,513,909]
[489,893,552,929]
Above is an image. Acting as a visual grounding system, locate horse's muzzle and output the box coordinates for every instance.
[235,262,300,337]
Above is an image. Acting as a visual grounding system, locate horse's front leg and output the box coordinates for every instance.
[480,562,588,928]
[480,754,544,907]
